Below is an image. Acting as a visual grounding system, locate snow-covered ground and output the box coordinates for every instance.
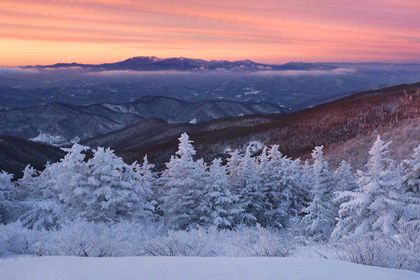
[0,256,417,280]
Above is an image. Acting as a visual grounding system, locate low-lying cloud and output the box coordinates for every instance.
[250,67,357,76]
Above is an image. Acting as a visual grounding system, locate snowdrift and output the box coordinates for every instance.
[0,256,418,280]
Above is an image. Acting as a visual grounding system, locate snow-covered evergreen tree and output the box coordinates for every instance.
[237,148,265,225]
[332,136,405,238]
[0,171,14,224]
[198,158,242,229]
[400,145,420,228]
[79,147,144,223]
[334,161,358,193]
[257,145,307,228]
[132,155,159,220]
[332,160,358,218]
[301,146,336,241]
[18,144,89,229]
[226,149,243,192]
[161,133,207,229]
[402,144,420,193]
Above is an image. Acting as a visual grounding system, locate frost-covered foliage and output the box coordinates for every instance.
[0,133,419,272]
[301,146,336,241]
[0,172,14,224]
[402,145,420,193]
[160,133,208,229]
[335,224,420,272]
[16,144,156,229]
[0,222,293,258]
[332,136,405,238]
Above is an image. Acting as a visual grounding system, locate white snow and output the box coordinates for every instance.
[0,256,417,280]
[30,132,66,146]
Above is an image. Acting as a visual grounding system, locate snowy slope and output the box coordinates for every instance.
[0,257,417,280]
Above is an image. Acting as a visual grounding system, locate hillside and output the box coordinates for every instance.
[85,82,420,168]
[0,96,284,145]
[0,136,65,178]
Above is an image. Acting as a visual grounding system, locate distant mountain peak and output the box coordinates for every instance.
[29,56,339,72]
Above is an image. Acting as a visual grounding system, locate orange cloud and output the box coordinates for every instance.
[0,0,419,66]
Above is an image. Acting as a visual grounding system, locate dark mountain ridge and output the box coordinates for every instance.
[0,96,286,145]
[0,136,65,178]
[29,56,338,72]
[83,82,420,168]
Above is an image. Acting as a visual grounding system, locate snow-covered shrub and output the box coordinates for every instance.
[53,221,153,257]
[144,225,294,257]
[144,227,220,256]
[335,230,420,272]
[0,222,52,256]
[0,221,163,257]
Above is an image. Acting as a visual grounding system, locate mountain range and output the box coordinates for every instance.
[1,82,418,177]
[0,96,286,145]
[30,56,336,72]
[84,82,420,169]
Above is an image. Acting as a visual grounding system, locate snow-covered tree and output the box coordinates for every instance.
[236,148,265,225]
[402,145,420,193]
[132,155,159,220]
[334,161,358,193]
[332,136,405,238]
[226,149,243,192]
[198,158,242,229]
[332,161,358,217]
[301,146,336,241]
[400,145,420,228]
[257,145,307,228]
[0,171,14,224]
[78,147,144,223]
[18,144,89,229]
[161,133,207,229]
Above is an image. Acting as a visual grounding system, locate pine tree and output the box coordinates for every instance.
[237,148,265,225]
[161,133,207,229]
[334,161,358,193]
[0,171,14,224]
[18,144,89,229]
[301,146,336,241]
[133,155,158,220]
[80,147,143,223]
[226,149,243,192]
[257,145,307,228]
[198,158,242,229]
[400,145,420,228]
[402,144,420,193]
[332,136,404,238]
[332,161,358,218]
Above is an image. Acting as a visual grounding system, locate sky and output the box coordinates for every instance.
[0,0,419,66]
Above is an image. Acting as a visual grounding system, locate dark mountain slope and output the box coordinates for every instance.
[0,136,65,178]
[0,96,284,145]
[93,82,420,168]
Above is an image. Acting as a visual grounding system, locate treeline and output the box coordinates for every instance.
[0,133,419,241]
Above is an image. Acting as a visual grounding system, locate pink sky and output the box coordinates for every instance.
[0,0,419,66]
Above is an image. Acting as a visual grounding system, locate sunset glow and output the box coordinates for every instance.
[1,0,419,66]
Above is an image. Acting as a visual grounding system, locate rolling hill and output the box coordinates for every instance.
[83,82,420,169]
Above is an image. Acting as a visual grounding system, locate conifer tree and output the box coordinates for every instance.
[333,136,404,238]
[161,133,207,229]
[301,146,336,241]
[199,158,242,229]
